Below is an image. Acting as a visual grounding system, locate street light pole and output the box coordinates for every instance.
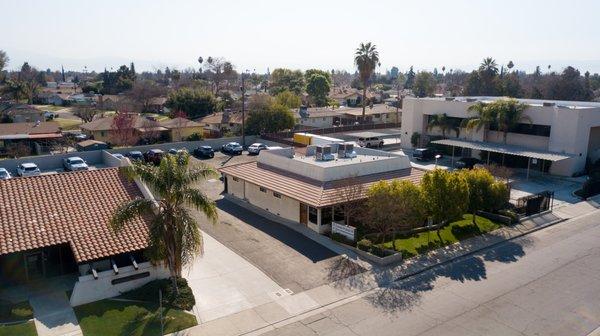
[241,74,246,147]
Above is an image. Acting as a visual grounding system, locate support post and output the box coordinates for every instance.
[451,146,455,168]
[487,151,490,165]
[526,157,531,179]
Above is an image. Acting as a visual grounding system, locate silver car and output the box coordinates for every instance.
[247,143,268,155]
[17,163,41,177]
[63,157,89,171]
[0,168,12,180]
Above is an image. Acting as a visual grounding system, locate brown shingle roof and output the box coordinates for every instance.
[159,117,202,129]
[0,122,61,136]
[219,162,425,207]
[0,168,149,262]
[81,115,159,132]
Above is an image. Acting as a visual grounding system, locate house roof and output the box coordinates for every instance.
[293,104,398,119]
[0,122,61,139]
[0,168,149,263]
[197,112,245,125]
[159,117,202,129]
[80,115,158,132]
[76,139,107,147]
[219,162,425,207]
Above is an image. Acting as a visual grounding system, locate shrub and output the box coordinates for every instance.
[577,178,600,199]
[121,278,196,311]
[410,132,421,147]
[497,209,519,224]
[186,132,203,141]
[356,239,372,251]
[331,232,354,245]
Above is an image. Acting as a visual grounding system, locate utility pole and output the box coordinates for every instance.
[240,73,246,147]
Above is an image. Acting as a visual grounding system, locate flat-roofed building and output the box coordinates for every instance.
[220,145,424,233]
[400,96,600,176]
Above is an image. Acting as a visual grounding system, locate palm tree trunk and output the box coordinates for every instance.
[362,85,367,122]
[503,131,508,144]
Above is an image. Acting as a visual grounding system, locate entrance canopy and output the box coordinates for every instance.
[431,138,573,162]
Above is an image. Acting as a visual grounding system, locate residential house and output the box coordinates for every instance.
[159,117,204,141]
[197,110,245,137]
[80,114,168,144]
[0,121,62,155]
[0,103,44,123]
[294,104,400,128]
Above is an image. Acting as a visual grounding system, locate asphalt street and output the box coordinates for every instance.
[262,209,600,336]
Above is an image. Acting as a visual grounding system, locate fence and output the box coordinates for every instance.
[515,190,554,216]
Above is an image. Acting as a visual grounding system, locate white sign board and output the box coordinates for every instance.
[332,221,356,241]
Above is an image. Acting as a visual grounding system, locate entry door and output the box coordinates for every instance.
[26,252,44,281]
[299,203,308,225]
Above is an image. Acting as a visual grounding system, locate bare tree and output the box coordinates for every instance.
[199,56,235,94]
[72,105,100,123]
[5,143,32,158]
[331,175,365,226]
[110,113,139,146]
[127,80,167,112]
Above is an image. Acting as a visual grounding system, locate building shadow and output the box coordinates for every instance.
[214,198,338,263]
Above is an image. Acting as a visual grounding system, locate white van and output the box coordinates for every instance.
[357,137,384,148]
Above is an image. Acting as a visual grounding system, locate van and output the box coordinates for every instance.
[357,137,384,148]
[412,148,435,161]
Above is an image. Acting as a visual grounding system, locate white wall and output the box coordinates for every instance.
[243,181,299,223]
[70,262,170,306]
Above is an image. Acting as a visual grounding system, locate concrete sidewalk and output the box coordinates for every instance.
[173,201,599,336]
[29,291,82,336]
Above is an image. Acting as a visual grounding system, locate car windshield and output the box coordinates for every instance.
[24,166,38,171]
[0,171,7,177]
[70,159,84,165]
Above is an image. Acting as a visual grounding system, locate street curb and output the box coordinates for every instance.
[238,214,572,336]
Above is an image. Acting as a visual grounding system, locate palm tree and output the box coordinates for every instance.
[354,42,379,121]
[427,113,456,138]
[479,57,499,75]
[507,60,514,71]
[491,99,531,143]
[463,102,495,137]
[111,153,218,291]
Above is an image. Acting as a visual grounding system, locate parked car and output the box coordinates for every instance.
[112,153,125,160]
[63,156,89,171]
[16,163,41,177]
[357,136,384,148]
[0,168,12,180]
[144,149,164,165]
[194,146,214,158]
[412,148,437,161]
[221,142,243,155]
[454,157,483,169]
[168,148,188,155]
[74,134,87,140]
[126,151,144,161]
[247,143,268,155]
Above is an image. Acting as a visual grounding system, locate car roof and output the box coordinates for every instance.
[228,142,240,145]
[250,143,265,146]
[200,145,212,149]
[149,149,164,153]
[20,162,38,168]
[129,151,143,155]
[68,156,84,161]
[0,168,8,172]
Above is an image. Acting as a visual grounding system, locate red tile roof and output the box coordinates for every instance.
[0,168,149,263]
[219,162,425,207]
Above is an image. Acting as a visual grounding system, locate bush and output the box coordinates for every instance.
[356,239,372,251]
[186,132,203,141]
[120,278,196,311]
[497,209,519,224]
[331,232,354,245]
[577,178,600,199]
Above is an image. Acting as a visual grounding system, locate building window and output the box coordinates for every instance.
[100,131,106,137]
[260,187,267,193]
[333,206,345,222]
[321,207,333,225]
[232,177,239,182]
[273,192,282,198]
[309,206,318,224]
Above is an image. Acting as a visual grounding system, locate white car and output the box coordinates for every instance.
[17,163,41,177]
[0,168,12,180]
[63,157,89,171]
[112,153,125,160]
[247,143,268,155]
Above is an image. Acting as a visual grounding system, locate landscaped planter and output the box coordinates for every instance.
[329,239,403,265]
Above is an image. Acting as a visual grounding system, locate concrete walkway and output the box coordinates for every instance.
[172,200,600,336]
[29,291,82,336]
[185,232,289,324]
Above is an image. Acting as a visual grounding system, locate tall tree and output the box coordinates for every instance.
[0,50,8,74]
[478,57,499,95]
[458,168,509,224]
[166,87,217,119]
[199,57,235,94]
[463,101,494,137]
[274,90,301,109]
[306,73,331,107]
[127,80,167,112]
[111,153,217,290]
[354,42,379,121]
[245,103,295,135]
[413,71,436,97]
[269,68,305,95]
[427,113,456,137]
[421,169,469,226]
[405,66,416,89]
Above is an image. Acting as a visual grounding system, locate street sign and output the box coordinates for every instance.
[332,221,356,241]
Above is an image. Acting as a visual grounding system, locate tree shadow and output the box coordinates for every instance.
[482,237,533,263]
[325,256,370,290]
[365,271,437,313]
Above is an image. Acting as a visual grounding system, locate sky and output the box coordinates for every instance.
[2,0,600,74]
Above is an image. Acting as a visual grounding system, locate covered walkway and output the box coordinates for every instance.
[431,138,574,178]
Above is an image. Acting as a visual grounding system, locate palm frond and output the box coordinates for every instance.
[110,198,155,232]
[182,187,218,223]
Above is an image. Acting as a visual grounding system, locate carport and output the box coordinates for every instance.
[431,138,573,178]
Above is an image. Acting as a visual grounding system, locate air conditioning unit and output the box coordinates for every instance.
[337,142,356,158]
[316,145,334,161]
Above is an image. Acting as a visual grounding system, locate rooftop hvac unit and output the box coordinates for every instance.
[315,145,334,161]
[337,143,356,158]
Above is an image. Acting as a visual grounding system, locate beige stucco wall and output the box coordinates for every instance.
[243,181,300,223]
[227,175,245,199]
[401,97,600,176]
[299,116,335,128]
[170,126,204,141]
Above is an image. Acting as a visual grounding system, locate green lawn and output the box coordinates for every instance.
[53,117,83,130]
[74,299,197,336]
[381,214,502,258]
[34,104,65,112]
[0,301,36,336]
[0,321,37,336]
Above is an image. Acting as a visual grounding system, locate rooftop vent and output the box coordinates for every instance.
[337,142,357,158]
[445,97,455,101]
[543,102,555,107]
[466,98,477,102]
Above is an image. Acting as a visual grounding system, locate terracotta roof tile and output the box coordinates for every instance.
[0,168,149,263]
[219,162,424,207]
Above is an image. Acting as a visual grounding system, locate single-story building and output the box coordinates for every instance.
[0,167,167,306]
[159,117,204,141]
[76,139,109,151]
[80,114,169,144]
[294,104,400,128]
[220,145,424,233]
[197,110,245,137]
[0,121,63,156]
